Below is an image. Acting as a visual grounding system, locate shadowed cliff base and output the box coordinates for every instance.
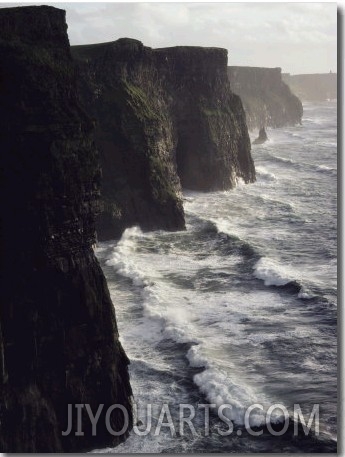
[0,6,132,452]
[228,66,303,131]
[72,39,256,241]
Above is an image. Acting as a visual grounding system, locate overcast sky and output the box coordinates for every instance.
[1,2,337,74]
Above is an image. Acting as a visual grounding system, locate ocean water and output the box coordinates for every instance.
[95,101,337,453]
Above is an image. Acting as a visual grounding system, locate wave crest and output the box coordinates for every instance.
[253,257,296,287]
[256,166,277,183]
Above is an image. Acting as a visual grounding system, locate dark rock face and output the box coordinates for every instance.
[228,66,303,131]
[72,39,186,241]
[0,6,132,452]
[73,40,255,240]
[282,72,337,101]
[155,47,256,191]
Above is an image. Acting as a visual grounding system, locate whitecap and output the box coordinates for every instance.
[186,345,208,368]
[253,257,295,287]
[193,367,272,427]
[105,226,149,287]
[297,288,314,300]
[315,164,336,174]
[274,156,295,165]
[256,166,277,183]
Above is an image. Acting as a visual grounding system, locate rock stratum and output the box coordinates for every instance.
[72,40,255,240]
[228,66,303,131]
[282,73,337,101]
[0,6,132,452]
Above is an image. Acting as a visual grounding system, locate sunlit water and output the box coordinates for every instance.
[95,101,337,453]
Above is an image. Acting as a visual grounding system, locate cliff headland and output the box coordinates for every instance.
[72,40,255,240]
[228,66,303,131]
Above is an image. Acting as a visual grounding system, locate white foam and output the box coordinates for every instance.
[302,357,327,373]
[186,345,208,368]
[94,245,107,253]
[297,288,314,300]
[105,227,285,422]
[235,176,246,187]
[105,227,149,287]
[103,221,322,434]
[256,166,277,183]
[274,155,295,165]
[105,227,202,346]
[94,431,167,454]
[193,368,267,427]
[253,257,295,287]
[315,164,336,173]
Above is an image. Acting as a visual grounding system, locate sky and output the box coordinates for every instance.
[1,2,338,74]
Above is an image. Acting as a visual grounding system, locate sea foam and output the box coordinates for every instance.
[256,166,277,183]
[192,367,276,427]
[253,257,295,287]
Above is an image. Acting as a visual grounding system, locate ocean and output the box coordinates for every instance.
[95,101,337,453]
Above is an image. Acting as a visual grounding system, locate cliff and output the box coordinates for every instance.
[154,47,255,191]
[72,39,185,240]
[72,40,255,240]
[228,66,303,131]
[282,73,337,101]
[0,6,132,452]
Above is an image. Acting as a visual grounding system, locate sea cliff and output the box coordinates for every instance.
[0,5,258,451]
[73,40,255,240]
[228,66,303,131]
[0,6,132,452]
[282,73,337,101]
[72,39,185,241]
